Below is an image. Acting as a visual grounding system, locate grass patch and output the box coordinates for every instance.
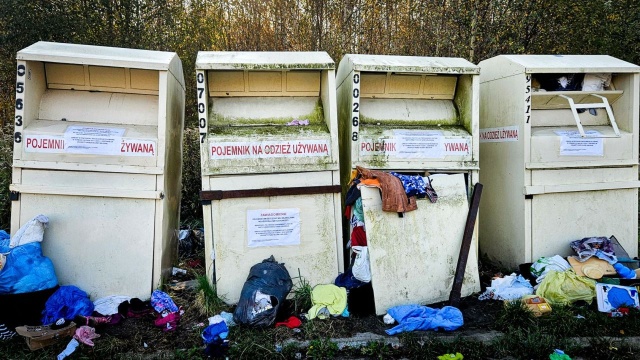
[194,275,229,317]
[291,271,313,315]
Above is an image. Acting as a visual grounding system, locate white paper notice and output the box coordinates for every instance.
[394,130,443,158]
[555,130,604,156]
[65,126,125,155]
[247,208,301,248]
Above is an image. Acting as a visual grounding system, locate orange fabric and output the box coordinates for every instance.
[356,166,417,213]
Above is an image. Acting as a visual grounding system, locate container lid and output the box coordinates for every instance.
[500,55,640,73]
[18,42,178,70]
[337,54,478,86]
[196,51,334,70]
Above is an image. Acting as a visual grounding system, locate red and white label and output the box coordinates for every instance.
[479,126,519,143]
[24,134,155,157]
[360,130,470,159]
[24,134,66,153]
[210,140,330,160]
[120,139,156,156]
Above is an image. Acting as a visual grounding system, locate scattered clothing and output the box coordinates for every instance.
[151,290,179,314]
[93,295,131,316]
[357,166,417,214]
[334,268,367,290]
[352,198,364,222]
[385,305,463,335]
[74,325,99,346]
[57,338,79,360]
[350,226,367,247]
[275,316,302,329]
[118,298,153,318]
[219,311,236,327]
[423,176,438,203]
[345,180,362,206]
[10,214,48,248]
[478,274,533,301]
[536,270,596,305]
[307,284,347,320]
[42,286,94,325]
[202,321,229,343]
[570,237,616,264]
[286,119,309,126]
[530,255,571,284]
[154,311,181,332]
[204,338,230,358]
[596,283,640,312]
[390,172,429,199]
[383,314,395,324]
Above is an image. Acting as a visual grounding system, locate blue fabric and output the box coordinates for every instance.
[0,230,9,241]
[202,321,229,343]
[390,172,427,198]
[385,305,463,335]
[41,286,94,325]
[334,268,367,290]
[353,198,364,222]
[0,240,58,295]
[151,290,179,313]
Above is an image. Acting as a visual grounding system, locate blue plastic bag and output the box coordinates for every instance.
[0,238,58,294]
[41,285,94,325]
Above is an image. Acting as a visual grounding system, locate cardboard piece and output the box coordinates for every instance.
[567,256,616,279]
[15,322,76,351]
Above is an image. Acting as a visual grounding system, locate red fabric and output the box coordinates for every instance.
[344,205,351,219]
[275,316,302,329]
[351,226,367,247]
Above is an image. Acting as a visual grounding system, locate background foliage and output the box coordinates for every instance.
[1,0,639,228]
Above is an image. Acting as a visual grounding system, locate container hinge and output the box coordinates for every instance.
[9,191,19,201]
[558,94,621,138]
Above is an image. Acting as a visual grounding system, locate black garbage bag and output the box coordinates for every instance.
[233,256,293,327]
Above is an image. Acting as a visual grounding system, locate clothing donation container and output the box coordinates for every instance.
[10,42,185,299]
[196,52,343,304]
[336,55,481,314]
[478,55,640,268]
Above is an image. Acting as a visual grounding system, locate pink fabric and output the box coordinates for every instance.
[74,325,100,346]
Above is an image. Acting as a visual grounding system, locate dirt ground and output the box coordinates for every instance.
[4,241,503,359]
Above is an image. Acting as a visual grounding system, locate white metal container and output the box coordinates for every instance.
[336,55,481,314]
[196,52,343,304]
[478,55,640,268]
[10,42,185,299]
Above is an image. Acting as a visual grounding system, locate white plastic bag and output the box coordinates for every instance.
[352,246,371,283]
[10,214,49,248]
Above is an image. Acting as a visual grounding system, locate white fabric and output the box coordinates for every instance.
[582,73,612,91]
[208,315,225,325]
[352,246,372,283]
[10,214,48,248]
[383,314,395,324]
[93,295,132,316]
[478,273,533,301]
[57,338,79,360]
[531,255,572,284]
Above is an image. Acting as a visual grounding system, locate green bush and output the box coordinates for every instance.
[0,124,12,231]
[181,127,203,226]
